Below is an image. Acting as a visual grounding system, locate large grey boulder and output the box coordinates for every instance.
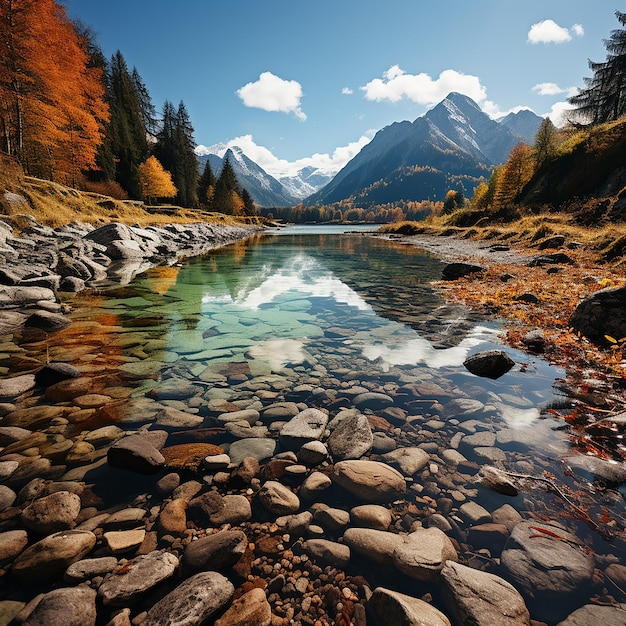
[332,460,406,502]
[327,412,372,460]
[441,560,531,626]
[369,587,451,626]
[501,521,595,622]
[21,587,97,626]
[570,285,626,344]
[279,408,328,449]
[20,490,82,535]
[392,527,458,581]
[556,603,626,626]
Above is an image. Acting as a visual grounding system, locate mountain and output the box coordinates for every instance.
[197,146,334,207]
[499,109,544,144]
[306,93,543,208]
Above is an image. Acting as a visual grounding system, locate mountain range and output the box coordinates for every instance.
[198,93,543,208]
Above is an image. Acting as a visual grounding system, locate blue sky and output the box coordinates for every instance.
[66,0,621,177]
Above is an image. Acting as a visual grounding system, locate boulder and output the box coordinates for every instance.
[569,285,626,344]
[442,262,483,280]
[258,480,300,515]
[34,362,81,387]
[107,433,166,474]
[463,350,515,379]
[214,587,272,626]
[24,310,72,332]
[0,285,55,307]
[182,530,248,573]
[380,447,430,476]
[441,560,531,626]
[303,539,351,569]
[327,412,373,460]
[0,374,36,399]
[392,527,458,581]
[343,528,404,565]
[556,603,626,626]
[21,587,97,626]
[279,408,328,449]
[20,490,82,535]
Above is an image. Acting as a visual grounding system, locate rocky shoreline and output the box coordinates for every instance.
[0,224,625,626]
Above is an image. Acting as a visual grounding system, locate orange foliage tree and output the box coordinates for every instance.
[137,156,177,203]
[0,0,108,184]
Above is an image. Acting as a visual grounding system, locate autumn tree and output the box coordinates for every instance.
[443,189,465,213]
[493,143,534,207]
[212,155,242,214]
[0,0,108,184]
[137,156,176,203]
[569,11,626,125]
[533,117,558,167]
[240,188,256,216]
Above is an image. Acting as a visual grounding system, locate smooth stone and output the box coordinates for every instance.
[24,310,72,332]
[183,530,247,573]
[491,504,523,532]
[34,363,81,388]
[332,460,406,502]
[276,511,313,536]
[380,447,430,476]
[228,439,276,465]
[303,539,351,569]
[258,480,300,515]
[154,406,204,429]
[0,425,31,445]
[21,587,97,626]
[12,530,97,584]
[98,550,180,606]
[107,433,166,474]
[64,556,118,583]
[225,421,269,439]
[353,392,394,411]
[342,528,404,565]
[300,471,332,500]
[84,425,124,447]
[441,560,531,626]
[392,527,458,581]
[217,408,260,425]
[144,571,234,626]
[350,505,392,530]
[297,440,328,465]
[203,454,231,471]
[477,465,519,496]
[463,350,515,379]
[213,587,272,626]
[0,374,36,399]
[20,490,82,535]
[0,484,17,512]
[279,408,328,449]
[314,507,350,531]
[458,501,492,525]
[501,521,595,622]
[327,412,373,461]
[441,262,483,280]
[103,508,148,530]
[104,529,146,554]
[0,529,29,569]
[157,499,187,535]
[369,587,451,626]
[557,603,626,626]
[209,494,252,525]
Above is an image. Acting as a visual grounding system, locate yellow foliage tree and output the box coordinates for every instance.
[137,156,176,203]
[493,144,534,208]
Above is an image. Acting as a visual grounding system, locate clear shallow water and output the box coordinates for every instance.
[3,225,625,621]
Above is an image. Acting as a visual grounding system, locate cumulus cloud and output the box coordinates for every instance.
[342,87,354,95]
[527,19,584,44]
[196,133,374,178]
[236,71,306,120]
[547,100,576,127]
[532,82,578,97]
[360,66,488,106]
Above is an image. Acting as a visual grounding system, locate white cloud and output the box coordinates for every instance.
[527,19,582,44]
[342,87,354,95]
[360,66,488,106]
[236,71,306,120]
[532,82,578,97]
[482,101,534,120]
[547,100,576,127]
[196,133,374,178]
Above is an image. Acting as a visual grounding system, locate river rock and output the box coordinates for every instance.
[369,587,451,626]
[314,507,350,531]
[154,406,203,429]
[98,550,180,606]
[64,556,118,583]
[279,408,328,449]
[297,440,328,465]
[303,539,351,569]
[500,521,595,622]
[0,285,55,307]
[556,603,626,626]
[300,471,332,500]
[477,465,519,496]
[182,529,248,573]
[104,529,145,554]
[12,529,97,584]
[392,527,458,581]
[21,586,97,626]
[217,408,260,425]
[380,447,430,476]
[332,460,406,502]
[228,439,276,465]
[442,262,483,280]
[157,498,187,535]
[327,412,373,460]
[463,350,515,379]
[24,310,72,332]
[144,571,234,626]
[0,484,17,512]
[343,528,404,565]
[350,504,392,530]
[0,374,36,399]
[569,284,626,344]
[258,480,300,515]
[107,433,166,474]
[353,392,394,411]
[0,529,29,569]
[214,587,272,626]
[20,490,82,535]
[441,560,531,626]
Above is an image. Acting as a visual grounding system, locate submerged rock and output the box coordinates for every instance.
[463,350,515,379]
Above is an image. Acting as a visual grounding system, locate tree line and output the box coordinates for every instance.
[0,0,254,215]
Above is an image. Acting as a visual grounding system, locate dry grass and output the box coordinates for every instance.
[0,158,260,230]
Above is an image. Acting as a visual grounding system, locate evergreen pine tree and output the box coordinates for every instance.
[241,188,256,216]
[213,155,242,214]
[569,11,626,125]
[198,159,216,207]
[131,67,158,137]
